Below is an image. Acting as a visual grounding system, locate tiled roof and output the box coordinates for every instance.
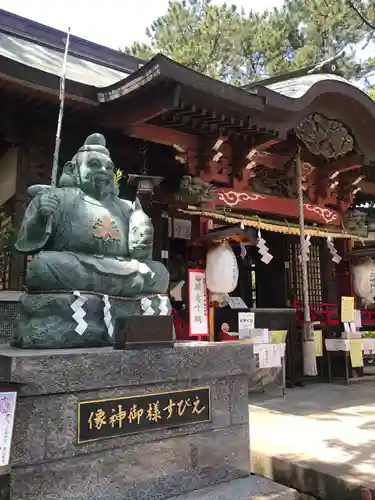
[0,31,130,87]
[263,73,359,98]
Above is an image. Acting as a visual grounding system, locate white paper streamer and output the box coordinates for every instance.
[256,229,273,264]
[327,237,342,263]
[71,291,88,336]
[102,294,114,338]
[240,244,247,260]
[298,235,311,263]
[141,297,155,316]
[158,295,169,315]
[144,307,155,315]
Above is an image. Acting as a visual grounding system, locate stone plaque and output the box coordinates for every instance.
[77,387,211,443]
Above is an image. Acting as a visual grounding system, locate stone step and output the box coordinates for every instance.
[169,475,298,499]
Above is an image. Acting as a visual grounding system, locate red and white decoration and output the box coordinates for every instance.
[188,269,209,337]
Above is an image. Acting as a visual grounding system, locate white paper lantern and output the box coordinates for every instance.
[352,259,375,306]
[206,242,239,294]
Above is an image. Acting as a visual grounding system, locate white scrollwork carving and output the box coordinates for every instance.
[217,191,266,207]
[304,204,338,224]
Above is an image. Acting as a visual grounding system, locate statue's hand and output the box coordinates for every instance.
[38,193,59,218]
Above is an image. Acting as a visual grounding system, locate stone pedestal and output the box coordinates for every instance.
[1,342,255,500]
[13,292,171,349]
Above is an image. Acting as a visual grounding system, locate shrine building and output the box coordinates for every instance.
[1,8,375,383]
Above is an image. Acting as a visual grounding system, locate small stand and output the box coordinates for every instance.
[114,315,174,350]
[252,342,286,397]
[327,349,350,385]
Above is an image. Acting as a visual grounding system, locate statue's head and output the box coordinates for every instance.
[129,198,154,260]
[59,133,116,198]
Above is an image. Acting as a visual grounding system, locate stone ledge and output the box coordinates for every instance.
[0,342,255,396]
[168,475,299,499]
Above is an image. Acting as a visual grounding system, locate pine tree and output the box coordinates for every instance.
[124,0,375,84]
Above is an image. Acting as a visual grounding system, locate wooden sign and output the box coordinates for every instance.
[77,387,211,444]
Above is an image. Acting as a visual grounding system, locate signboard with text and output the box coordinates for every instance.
[0,391,17,466]
[77,387,211,444]
[188,269,209,337]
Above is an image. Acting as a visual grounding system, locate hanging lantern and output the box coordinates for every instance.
[352,259,375,307]
[206,242,239,294]
[127,174,163,196]
[127,145,163,197]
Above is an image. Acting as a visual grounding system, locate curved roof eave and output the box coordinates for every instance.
[251,74,375,113]
[96,54,265,113]
[250,74,375,163]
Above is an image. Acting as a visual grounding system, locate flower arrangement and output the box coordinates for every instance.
[113,169,123,185]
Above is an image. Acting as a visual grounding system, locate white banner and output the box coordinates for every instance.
[253,344,283,368]
[0,392,17,467]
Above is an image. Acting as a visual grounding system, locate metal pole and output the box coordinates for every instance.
[46,27,71,237]
[51,27,71,188]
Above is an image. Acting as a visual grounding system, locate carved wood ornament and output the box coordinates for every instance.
[296,113,354,159]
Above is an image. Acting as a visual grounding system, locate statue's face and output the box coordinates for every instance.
[77,151,115,197]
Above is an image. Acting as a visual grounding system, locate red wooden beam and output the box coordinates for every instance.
[214,188,342,226]
[321,153,362,178]
[359,180,375,196]
[124,123,198,150]
[245,149,288,170]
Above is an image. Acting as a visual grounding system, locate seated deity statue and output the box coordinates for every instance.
[13,133,172,349]
[15,133,169,297]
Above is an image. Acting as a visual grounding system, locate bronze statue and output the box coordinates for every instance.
[13,133,171,348]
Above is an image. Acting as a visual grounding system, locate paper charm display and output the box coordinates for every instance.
[298,235,311,263]
[257,230,273,264]
[327,237,342,264]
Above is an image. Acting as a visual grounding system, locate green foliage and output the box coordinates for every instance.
[126,0,253,83]
[362,331,375,338]
[368,83,375,101]
[124,0,375,84]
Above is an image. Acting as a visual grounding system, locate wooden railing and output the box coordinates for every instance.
[292,299,375,326]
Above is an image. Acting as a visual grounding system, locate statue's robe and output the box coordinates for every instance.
[15,186,169,296]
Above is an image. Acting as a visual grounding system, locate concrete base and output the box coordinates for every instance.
[1,342,255,500]
[169,475,298,499]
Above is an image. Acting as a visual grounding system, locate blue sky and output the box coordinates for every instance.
[1,0,284,49]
